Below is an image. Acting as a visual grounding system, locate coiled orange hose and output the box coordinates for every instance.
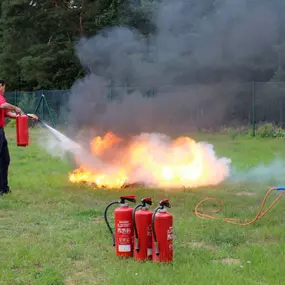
[195,187,285,226]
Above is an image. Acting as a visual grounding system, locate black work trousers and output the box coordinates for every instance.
[0,128,10,193]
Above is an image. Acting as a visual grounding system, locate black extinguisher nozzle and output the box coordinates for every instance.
[154,241,160,256]
[135,238,140,252]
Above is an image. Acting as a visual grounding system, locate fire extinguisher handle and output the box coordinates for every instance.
[160,199,171,209]
[141,197,152,207]
[120,195,136,204]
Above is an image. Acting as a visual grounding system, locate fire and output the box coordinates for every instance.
[90,131,122,155]
[68,132,231,189]
[69,167,127,188]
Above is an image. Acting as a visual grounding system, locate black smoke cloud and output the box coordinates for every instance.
[67,0,285,137]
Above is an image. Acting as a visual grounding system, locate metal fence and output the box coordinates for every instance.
[4,82,285,135]
[5,89,70,127]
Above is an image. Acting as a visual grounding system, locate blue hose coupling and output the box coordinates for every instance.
[276,186,285,191]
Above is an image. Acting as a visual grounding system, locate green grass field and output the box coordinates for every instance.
[1,127,285,285]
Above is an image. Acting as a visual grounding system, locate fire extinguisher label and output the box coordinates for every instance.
[118,245,131,252]
[167,226,173,252]
[117,220,132,252]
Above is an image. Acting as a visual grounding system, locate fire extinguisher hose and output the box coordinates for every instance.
[104,201,119,246]
[132,203,143,252]
[195,187,285,225]
[152,206,162,256]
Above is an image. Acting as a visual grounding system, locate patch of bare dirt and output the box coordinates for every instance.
[0,210,13,220]
[34,263,43,270]
[71,260,93,277]
[182,241,217,251]
[11,265,23,272]
[236,192,255,196]
[66,260,106,285]
[252,237,281,245]
[0,210,13,214]
[212,258,241,264]
[66,280,82,285]
[66,281,76,285]
[93,217,104,223]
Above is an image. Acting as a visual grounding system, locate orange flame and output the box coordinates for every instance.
[68,132,230,189]
[90,131,122,155]
[69,167,127,188]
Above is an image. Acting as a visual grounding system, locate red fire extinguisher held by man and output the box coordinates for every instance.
[152,199,173,263]
[16,114,29,147]
[15,113,38,147]
[104,195,136,258]
[132,197,153,262]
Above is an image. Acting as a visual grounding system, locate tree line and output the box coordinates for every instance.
[0,0,153,91]
[1,0,285,93]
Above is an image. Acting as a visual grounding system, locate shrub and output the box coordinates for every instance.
[5,118,16,128]
[218,123,285,139]
[18,92,37,114]
[256,122,285,138]
[219,125,251,139]
[256,122,275,137]
[274,127,285,138]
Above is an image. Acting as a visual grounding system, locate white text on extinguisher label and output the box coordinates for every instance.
[117,220,132,234]
[167,226,173,253]
[147,224,152,237]
[117,228,132,234]
[167,226,173,240]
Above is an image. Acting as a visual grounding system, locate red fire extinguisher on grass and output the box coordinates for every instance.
[152,199,173,263]
[132,197,153,261]
[104,195,136,258]
[16,114,29,147]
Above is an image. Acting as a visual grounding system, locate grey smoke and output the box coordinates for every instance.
[67,0,285,136]
[229,158,285,185]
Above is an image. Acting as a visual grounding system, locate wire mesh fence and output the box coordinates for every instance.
[4,82,285,135]
[4,89,70,127]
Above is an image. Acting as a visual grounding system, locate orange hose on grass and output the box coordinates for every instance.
[195,187,285,226]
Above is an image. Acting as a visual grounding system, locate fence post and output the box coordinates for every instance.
[42,90,44,121]
[42,94,56,128]
[252,81,256,137]
[34,94,56,128]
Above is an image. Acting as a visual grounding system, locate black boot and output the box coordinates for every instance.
[4,187,11,194]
